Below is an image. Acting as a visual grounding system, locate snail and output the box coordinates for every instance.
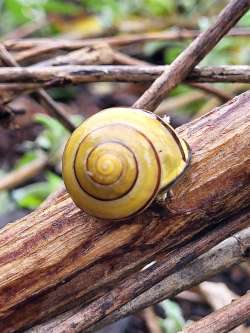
[62,107,191,220]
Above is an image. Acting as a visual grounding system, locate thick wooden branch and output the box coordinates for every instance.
[0,91,249,332]
[0,65,249,88]
[28,226,250,333]
[181,292,250,333]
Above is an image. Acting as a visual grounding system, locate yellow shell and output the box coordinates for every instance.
[62,107,191,220]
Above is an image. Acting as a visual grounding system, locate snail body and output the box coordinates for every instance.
[63,107,191,220]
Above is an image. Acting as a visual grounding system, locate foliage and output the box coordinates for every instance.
[159,299,186,333]
[12,171,62,209]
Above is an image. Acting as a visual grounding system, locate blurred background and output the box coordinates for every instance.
[0,1,249,332]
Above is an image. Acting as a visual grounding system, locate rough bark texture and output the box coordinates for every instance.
[181,292,250,333]
[0,91,249,332]
[25,212,250,333]
[84,227,250,333]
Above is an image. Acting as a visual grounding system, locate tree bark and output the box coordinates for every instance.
[27,226,250,333]
[0,91,249,332]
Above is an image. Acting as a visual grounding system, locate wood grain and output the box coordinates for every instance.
[0,91,249,332]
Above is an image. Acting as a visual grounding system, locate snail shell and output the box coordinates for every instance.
[63,107,191,220]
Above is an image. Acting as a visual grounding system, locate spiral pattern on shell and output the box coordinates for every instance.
[63,107,191,220]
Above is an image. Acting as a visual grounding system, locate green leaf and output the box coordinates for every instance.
[4,0,28,25]
[35,113,69,152]
[160,299,185,333]
[14,151,39,169]
[43,0,81,15]
[164,45,184,64]
[238,11,250,27]
[12,171,62,210]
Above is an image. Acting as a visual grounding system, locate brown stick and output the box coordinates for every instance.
[16,43,114,66]
[0,65,249,87]
[5,27,250,52]
[0,43,76,132]
[133,0,250,111]
[0,153,48,191]
[27,226,250,333]
[0,91,249,333]
[155,91,206,116]
[113,52,232,102]
[84,227,250,333]
[40,210,250,333]
[181,292,250,333]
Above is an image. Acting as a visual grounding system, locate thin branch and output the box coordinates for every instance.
[133,0,250,111]
[155,91,206,116]
[181,292,250,333]
[0,65,249,88]
[0,152,48,191]
[189,83,232,102]
[143,308,162,333]
[4,27,250,52]
[113,51,232,102]
[15,43,114,66]
[0,43,76,132]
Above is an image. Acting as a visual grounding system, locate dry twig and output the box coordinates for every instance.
[181,292,250,333]
[0,65,249,88]
[4,27,250,52]
[0,43,76,132]
[133,0,250,111]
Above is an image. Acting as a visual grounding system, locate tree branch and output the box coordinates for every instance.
[0,43,76,132]
[0,65,249,93]
[181,292,250,333]
[4,27,250,53]
[133,0,250,111]
[0,90,249,332]
[28,226,250,333]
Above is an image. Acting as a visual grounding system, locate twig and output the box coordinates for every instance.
[133,0,250,111]
[181,292,250,333]
[28,224,250,333]
[143,308,162,333]
[2,49,233,104]
[16,43,114,66]
[195,83,250,118]
[5,27,250,52]
[113,51,232,102]
[189,83,232,102]
[0,65,249,87]
[0,153,48,191]
[0,43,76,132]
[1,21,45,40]
[155,91,206,116]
